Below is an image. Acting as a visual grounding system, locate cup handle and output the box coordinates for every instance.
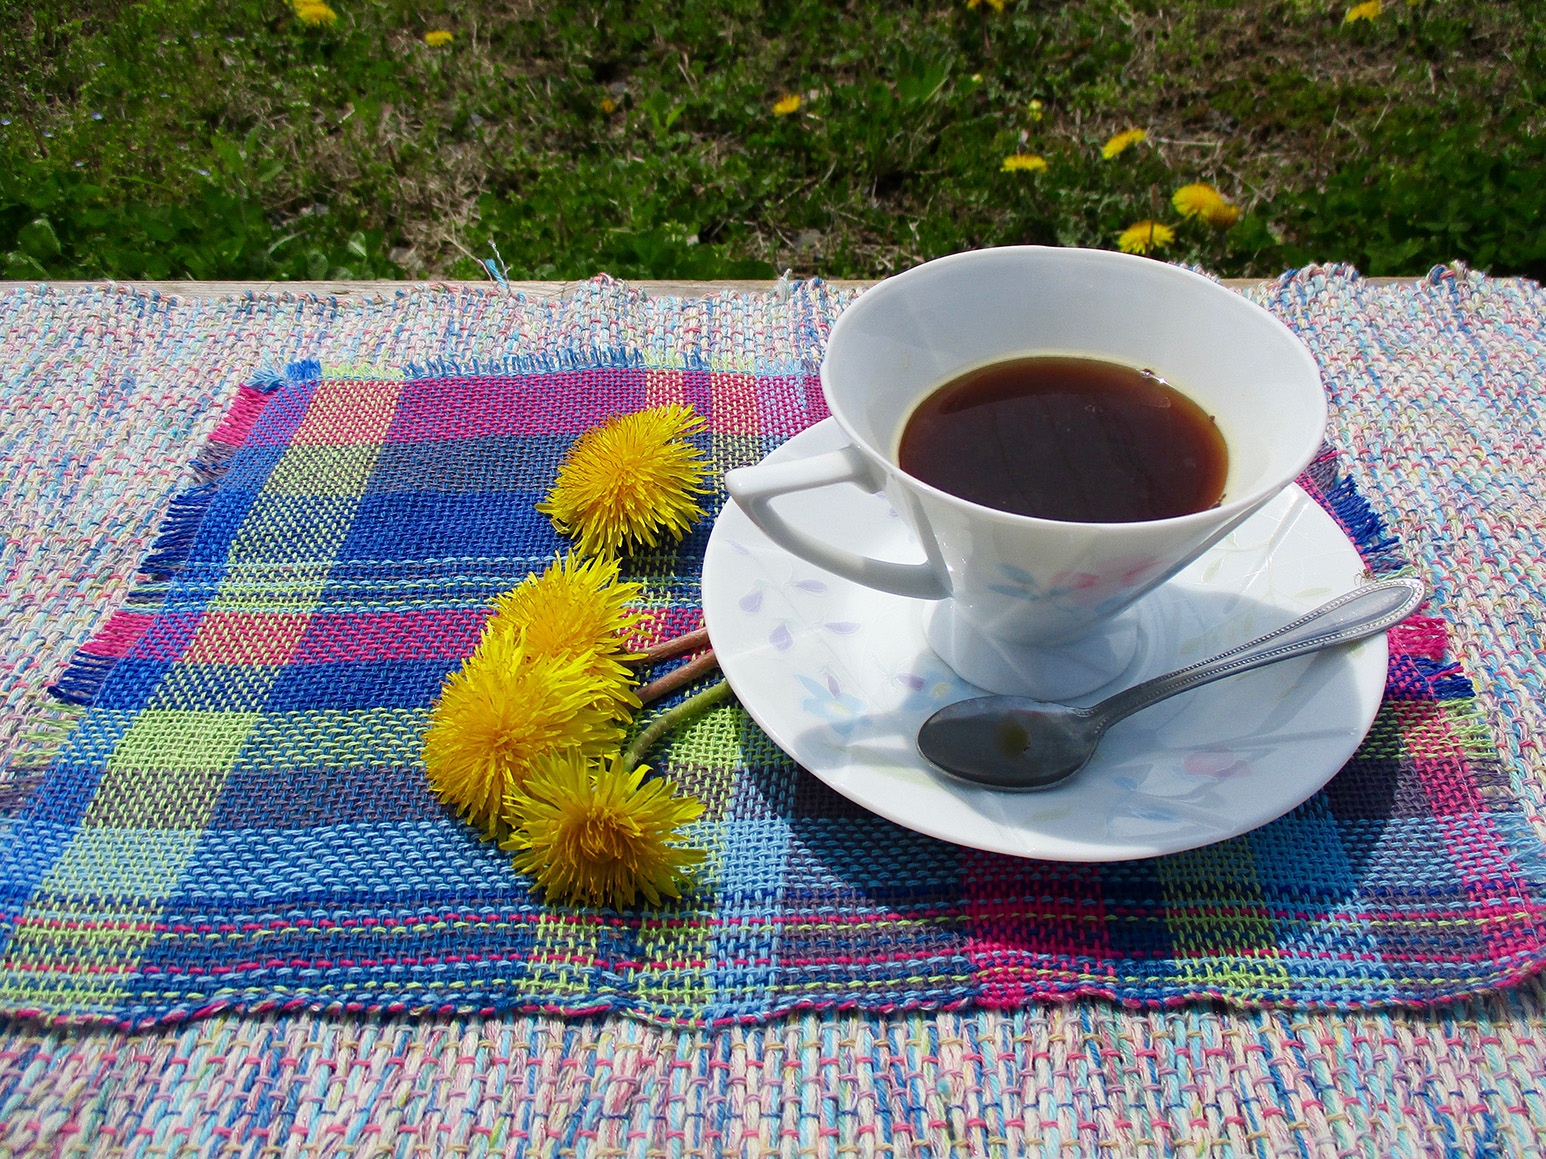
[725,443,951,600]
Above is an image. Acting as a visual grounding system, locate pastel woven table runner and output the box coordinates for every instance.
[3,280,1545,1029]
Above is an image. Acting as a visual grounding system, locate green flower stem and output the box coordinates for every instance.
[621,679,734,773]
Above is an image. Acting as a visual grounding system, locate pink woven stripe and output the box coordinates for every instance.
[125,612,203,663]
[755,373,831,435]
[76,612,154,659]
[208,384,275,447]
[387,370,651,442]
[292,610,489,664]
[963,858,1116,1003]
[1389,616,1448,661]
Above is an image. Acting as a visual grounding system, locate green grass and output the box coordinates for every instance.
[3,0,1543,282]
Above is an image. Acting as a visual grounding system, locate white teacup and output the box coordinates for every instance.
[725,246,1327,697]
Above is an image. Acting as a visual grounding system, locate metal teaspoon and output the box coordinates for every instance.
[916,576,1427,791]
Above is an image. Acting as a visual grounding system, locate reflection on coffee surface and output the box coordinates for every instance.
[897,355,1228,523]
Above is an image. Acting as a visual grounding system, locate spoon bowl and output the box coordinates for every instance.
[917,577,1427,791]
[918,703,1104,790]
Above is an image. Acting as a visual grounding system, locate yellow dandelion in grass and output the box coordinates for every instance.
[1101,128,1147,159]
[292,0,338,27]
[772,94,802,117]
[1001,154,1048,174]
[600,96,618,115]
[487,554,645,718]
[1172,183,1240,229]
[538,405,709,558]
[1344,0,1381,22]
[423,631,625,839]
[967,0,1007,11]
[1117,220,1176,255]
[424,29,453,46]
[504,751,705,908]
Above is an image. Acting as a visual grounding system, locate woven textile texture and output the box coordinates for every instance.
[4,271,1546,1158]
[8,987,1546,1159]
[3,274,1544,1033]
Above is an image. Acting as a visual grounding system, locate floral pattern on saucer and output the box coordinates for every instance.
[702,419,1386,862]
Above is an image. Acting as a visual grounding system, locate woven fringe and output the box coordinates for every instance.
[1303,446,1404,571]
[189,440,242,484]
[0,774,41,813]
[404,352,818,388]
[249,365,289,391]
[80,610,154,658]
[205,382,277,454]
[1416,658,1476,701]
[1272,262,1365,288]
[139,485,220,575]
[48,653,120,707]
[277,359,321,386]
[1,702,84,812]
[406,348,651,379]
[1442,696,1501,753]
[43,367,299,709]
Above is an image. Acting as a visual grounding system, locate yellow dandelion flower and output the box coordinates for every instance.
[1344,0,1381,22]
[1206,202,1239,228]
[772,94,802,117]
[504,751,706,908]
[423,631,624,838]
[486,554,644,717]
[1117,220,1176,255]
[966,0,1007,10]
[537,404,709,558]
[1172,183,1240,228]
[1172,182,1225,219]
[600,96,618,114]
[424,29,453,46]
[1001,153,1048,173]
[292,0,337,26]
[1101,128,1147,159]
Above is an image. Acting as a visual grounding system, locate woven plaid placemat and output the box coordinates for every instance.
[2,282,1543,1029]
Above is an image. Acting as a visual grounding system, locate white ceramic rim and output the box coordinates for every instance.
[818,245,1329,532]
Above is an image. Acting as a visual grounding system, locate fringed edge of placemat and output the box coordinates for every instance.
[1295,448,1546,1013]
[0,707,80,821]
[43,363,302,714]
[1300,445,1405,574]
[7,368,1543,1029]
[1,365,301,822]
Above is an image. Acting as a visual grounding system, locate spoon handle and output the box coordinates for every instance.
[1094,577,1427,728]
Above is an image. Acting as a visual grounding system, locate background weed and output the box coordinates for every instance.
[1,0,1541,281]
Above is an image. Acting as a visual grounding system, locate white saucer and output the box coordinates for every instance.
[702,419,1387,861]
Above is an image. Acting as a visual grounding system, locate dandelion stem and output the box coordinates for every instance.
[632,627,711,665]
[637,649,719,704]
[621,680,733,773]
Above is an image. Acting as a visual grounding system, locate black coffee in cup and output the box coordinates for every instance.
[897,355,1228,523]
